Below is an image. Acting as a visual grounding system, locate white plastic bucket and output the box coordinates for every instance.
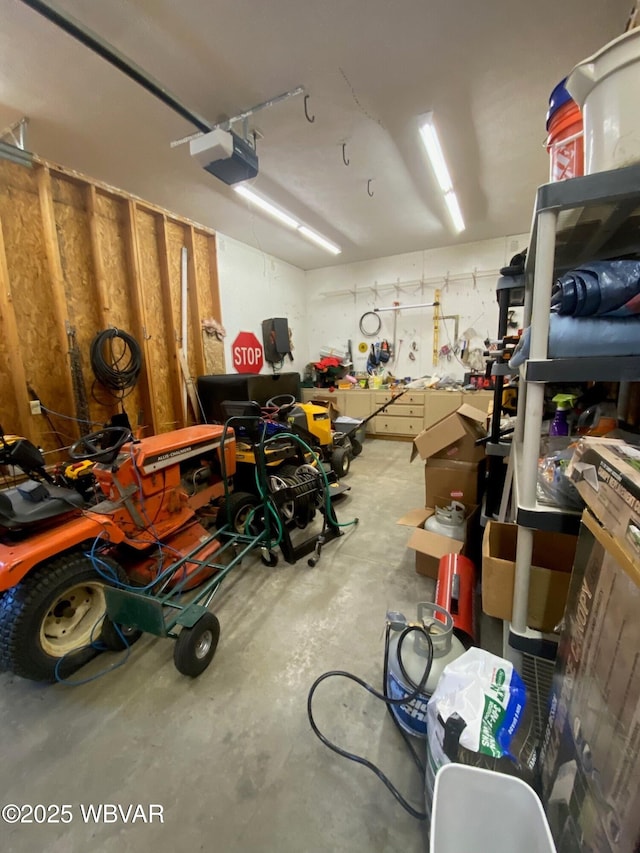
[430,764,556,853]
[566,28,640,173]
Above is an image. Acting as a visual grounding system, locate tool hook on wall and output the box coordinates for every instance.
[367,179,374,197]
[304,95,315,123]
[342,143,349,166]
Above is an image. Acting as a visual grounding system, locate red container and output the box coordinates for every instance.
[546,99,584,182]
[435,553,476,645]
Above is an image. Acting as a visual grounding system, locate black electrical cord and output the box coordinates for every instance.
[307,623,433,820]
[90,329,142,401]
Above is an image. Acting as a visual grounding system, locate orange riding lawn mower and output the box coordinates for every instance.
[0,412,352,683]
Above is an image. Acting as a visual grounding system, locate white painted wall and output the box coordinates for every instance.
[305,234,529,381]
[216,233,308,376]
[217,231,529,383]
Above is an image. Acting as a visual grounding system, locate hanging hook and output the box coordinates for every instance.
[367,179,374,197]
[342,142,349,166]
[304,95,315,123]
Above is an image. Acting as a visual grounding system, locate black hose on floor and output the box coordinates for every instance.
[307,623,433,820]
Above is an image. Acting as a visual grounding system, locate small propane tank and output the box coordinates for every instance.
[386,602,466,739]
[423,502,466,542]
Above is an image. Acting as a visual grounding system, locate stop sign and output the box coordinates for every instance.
[231,331,264,374]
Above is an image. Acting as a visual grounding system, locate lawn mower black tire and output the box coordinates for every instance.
[173,612,220,677]
[330,446,351,478]
[223,491,259,534]
[0,552,141,682]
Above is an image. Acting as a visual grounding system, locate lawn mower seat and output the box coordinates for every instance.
[0,483,85,528]
[0,491,14,519]
[221,400,265,442]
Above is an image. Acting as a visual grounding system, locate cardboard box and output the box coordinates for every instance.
[482,521,577,632]
[540,510,640,853]
[567,437,640,565]
[424,458,485,507]
[411,403,487,464]
[398,501,477,579]
[308,397,340,419]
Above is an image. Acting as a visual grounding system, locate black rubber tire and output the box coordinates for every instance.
[261,550,279,567]
[331,446,351,478]
[350,437,363,457]
[223,491,259,534]
[0,552,139,682]
[173,612,220,677]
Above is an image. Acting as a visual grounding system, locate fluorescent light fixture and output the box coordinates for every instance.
[418,113,453,193]
[418,112,465,233]
[298,226,342,255]
[233,184,299,229]
[234,185,342,254]
[444,191,465,234]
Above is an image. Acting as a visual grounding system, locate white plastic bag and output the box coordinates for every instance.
[425,649,537,815]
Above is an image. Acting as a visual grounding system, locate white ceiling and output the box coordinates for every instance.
[0,0,631,270]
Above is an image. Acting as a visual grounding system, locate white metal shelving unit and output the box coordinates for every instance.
[507,163,640,668]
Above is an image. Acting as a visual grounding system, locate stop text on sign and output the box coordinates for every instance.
[231,331,264,373]
[233,346,261,366]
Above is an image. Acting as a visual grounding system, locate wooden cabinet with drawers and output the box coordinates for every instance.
[371,390,425,437]
[301,387,493,440]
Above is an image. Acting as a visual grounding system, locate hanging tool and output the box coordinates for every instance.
[390,302,399,361]
[66,323,90,434]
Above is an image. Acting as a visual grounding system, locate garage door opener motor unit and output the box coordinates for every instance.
[190,128,258,185]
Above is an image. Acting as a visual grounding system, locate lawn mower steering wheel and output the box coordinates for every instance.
[69,426,133,464]
[266,394,297,417]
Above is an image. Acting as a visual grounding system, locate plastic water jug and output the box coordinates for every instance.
[423,502,466,542]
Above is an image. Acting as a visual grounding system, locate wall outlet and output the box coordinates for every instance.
[29,400,41,415]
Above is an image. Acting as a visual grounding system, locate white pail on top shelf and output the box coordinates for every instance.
[566,28,640,173]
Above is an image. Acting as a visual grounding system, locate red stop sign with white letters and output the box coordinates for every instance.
[231,331,264,374]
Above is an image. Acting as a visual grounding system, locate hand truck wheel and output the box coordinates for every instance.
[173,612,220,677]
[261,549,279,567]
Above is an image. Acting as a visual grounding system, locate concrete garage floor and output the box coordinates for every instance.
[0,438,436,853]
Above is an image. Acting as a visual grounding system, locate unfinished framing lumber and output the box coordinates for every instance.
[36,165,78,432]
[122,200,158,435]
[85,184,109,326]
[207,235,222,322]
[156,215,187,427]
[185,225,206,379]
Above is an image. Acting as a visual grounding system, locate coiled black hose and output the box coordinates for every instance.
[90,329,142,400]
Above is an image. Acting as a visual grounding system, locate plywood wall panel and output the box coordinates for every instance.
[0,170,70,450]
[194,231,225,375]
[0,156,221,451]
[51,175,100,429]
[0,219,29,437]
[91,195,145,429]
[166,221,186,333]
[0,159,35,193]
